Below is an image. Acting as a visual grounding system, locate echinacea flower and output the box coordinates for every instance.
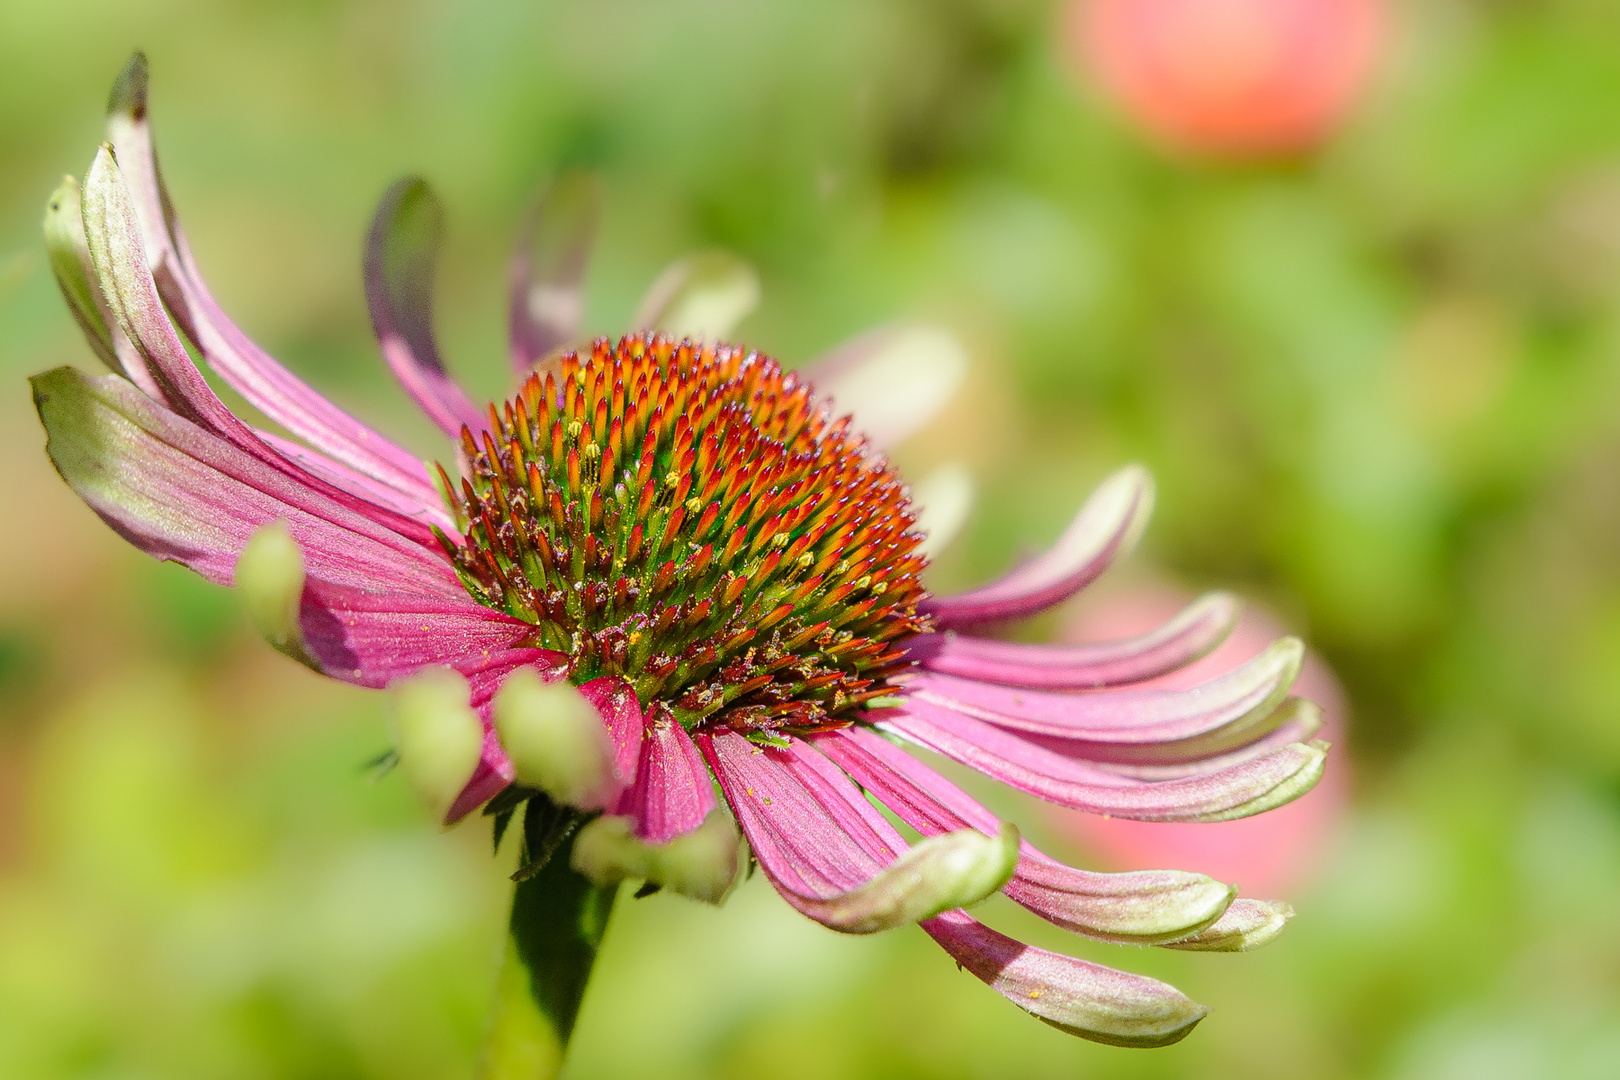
[1072,0,1386,156]
[34,54,1328,1060]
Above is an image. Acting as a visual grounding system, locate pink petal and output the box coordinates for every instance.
[363,179,487,438]
[813,727,1234,944]
[699,730,899,900]
[922,466,1153,627]
[921,910,1207,1047]
[609,708,715,844]
[33,366,456,596]
[507,174,599,374]
[879,705,1327,822]
[905,591,1239,689]
[905,637,1302,763]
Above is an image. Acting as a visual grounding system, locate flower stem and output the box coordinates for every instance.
[480,806,618,1079]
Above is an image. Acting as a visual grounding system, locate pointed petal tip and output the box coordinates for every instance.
[108,51,150,120]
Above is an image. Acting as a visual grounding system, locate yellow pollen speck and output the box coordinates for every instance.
[771,532,790,549]
[795,552,814,570]
[584,442,601,461]
[1029,989,1043,999]
[685,497,703,514]
[567,421,583,439]
[871,581,887,596]
[664,470,681,486]
[855,575,871,589]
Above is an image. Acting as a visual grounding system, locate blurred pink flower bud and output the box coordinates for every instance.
[1071,0,1386,156]
[1050,584,1350,896]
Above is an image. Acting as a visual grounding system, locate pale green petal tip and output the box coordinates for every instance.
[1162,899,1295,952]
[234,520,318,669]
[492,671,617,810]
[806,823,1021,935]
[388,668,485,826]
[1194,738,1330,823]
[634,251,760,341]
[43,175,119,370]
[571,810,741,905]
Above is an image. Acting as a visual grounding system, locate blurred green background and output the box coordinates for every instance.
[4,1,1620,1077]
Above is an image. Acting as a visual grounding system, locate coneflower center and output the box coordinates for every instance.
[437,334,932,740]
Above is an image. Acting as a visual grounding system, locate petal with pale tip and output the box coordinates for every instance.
[388,668,486,825]
[493,669,621,811]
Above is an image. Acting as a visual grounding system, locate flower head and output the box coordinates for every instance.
[34,54,1328,1048]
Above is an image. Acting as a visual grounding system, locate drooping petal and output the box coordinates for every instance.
[508,173,600,374]
[363,177,487,438]
[905,591,1239,689]
[799,325,969,451]
[102,53,447,513]
[1161,899,1293,952]
[921,910,1208,1048]
[879,705,1328,822]
[813,726,1236,944]
[609,710,715,844]
[700,732,1016,934]
[922,466,1154,627]
[1085,697,1323,780]
[630,251,760,341]
[906,638,1304,764]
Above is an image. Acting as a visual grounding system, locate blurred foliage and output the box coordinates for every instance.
[3,0,1620,1077]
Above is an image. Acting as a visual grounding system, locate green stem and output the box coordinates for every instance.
[480,808,618,1079]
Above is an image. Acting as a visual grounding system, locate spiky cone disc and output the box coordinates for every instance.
[441,334,932,741]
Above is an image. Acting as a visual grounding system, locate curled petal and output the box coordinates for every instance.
[631,251,760,341]
[1162,899,1294,952]
[923,466,1154,627]
[787,824,1021,935]
[880,705,1328,822]
[801,325,969,451]
[363,177,486,437]
[705,732,1020,933]
[908,638,1304,763]
[102,54,446,514]
[571,810,740,905]
[493,671,621,810]
[508,172,600,373]
[388,667,486,825]
[44,175,120,373]
[923,910,1208,1048]
[235,519,315,667]
[906,591,1240,689]
[814,726,1235,944]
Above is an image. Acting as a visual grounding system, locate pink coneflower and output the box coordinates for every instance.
[34,55,1326,1052]
[1072,0,1386,156]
